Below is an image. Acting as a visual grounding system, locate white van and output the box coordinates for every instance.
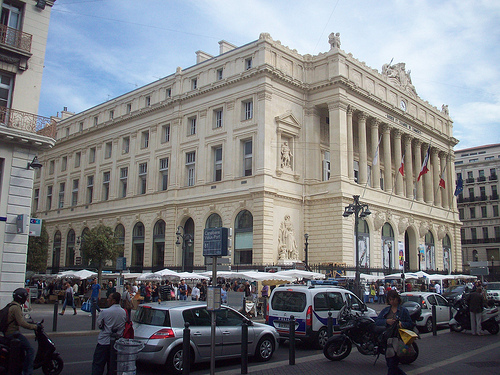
[266,284,377,348]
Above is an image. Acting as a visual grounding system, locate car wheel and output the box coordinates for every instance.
[316,327,328,349]
[254,335,275,361]
[166,345,193,375]
[423,318,433,333]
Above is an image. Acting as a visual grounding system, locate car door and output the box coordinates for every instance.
[216,307,249,357]
[183,307,222,359]
[426,295,445,325]
[435,294,452,324]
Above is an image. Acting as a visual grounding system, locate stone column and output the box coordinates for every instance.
[433,148,441,206]
[394,130,404,196]
[347,106,354,181]
[404,135,414,199]
[440,152,449,209]
[414,140,423,201]
[358,112,368,185]
[371,119,380,189]
[424,145,434,204]
[328,100,349,181]
[382,124,392,193]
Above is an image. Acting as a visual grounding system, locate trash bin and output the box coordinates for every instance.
[114,338,144,375]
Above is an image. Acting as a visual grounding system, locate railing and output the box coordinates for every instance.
[0,106,56,138]
[466,178,475,183]
[477,176,486,182]
[490,175,498,181]
[0,24,32,53]
[491,194,499,200]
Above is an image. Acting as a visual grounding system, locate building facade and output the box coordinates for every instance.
[33,33,462,276]
[455,143,499,278]
[0,0,56,306]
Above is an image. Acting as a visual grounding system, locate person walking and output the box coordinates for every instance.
[105,281,116,299]
[59,282,77,315]
[90,278,102,316]
[376,289,414,375]
[467,286,485,335]
[378,283,386,304]
[178,280,188,300]
[91,292,127,375]
[191,284,201,301]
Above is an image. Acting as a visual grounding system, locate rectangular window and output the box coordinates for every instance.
[75,152,81,168]
[58,182,65,208]
[159,157,169,191]
[109,110,114,120]
[46,185,52,210]
[102,171,110,201]
[105,142,112,159]
[145,96,151,107]
[245,57,252,70]
[493,205,499,217]
[71,179,79,206]
[189,117,197,135]
[126,103,132,114]
[49,160,54,175]
[479,170,485,177]
[243,100,253,120]
[217,68,223,80]
[61,156,67,172]
[495,227,500,239]
[493,185,498,197]
[483,227,489,239]
[480,186,486,198]
[354,160,359,183]
[458,208,464,220]
[186,151,196,186]
[0,72,13,108]
[120,167,128,198]
[138,162,147,194]
[214,109,223,128]
[471,227,477,240]
[79,122,84,132]
[166,88,172,98]
[322,151,331,181]
[86,176,94,204]
[481,206,487,218]
[468,187,474,199]
[122,137,130,154]
[89,147,96,163]
[490,168,497,177]
[65,127,69,137]
[214,146,222,181]
[191,78,197,90]
[243,140,252,176]
[93,116,98,126]
[470,207,476,219]
[162,124,170,143]
[141,130,149,148]
[34,188,39,211]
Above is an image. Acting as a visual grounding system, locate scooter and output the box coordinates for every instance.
[0,321,63,375]
[449,293,500,335]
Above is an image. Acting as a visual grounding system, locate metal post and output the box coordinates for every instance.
[52,302,58,332]
[289,315,295,365]
[304,234,309,270]
[449,305,454,332]
[182,322,190,375]
[210,256,217,375]
[354,198,361,300]
[241,319,249,374]
[432,305,437,336]
[91,303,96,331]
[327,312,333,338]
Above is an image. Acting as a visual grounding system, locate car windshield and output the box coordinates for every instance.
[486,282,500,290]
[271,291,306,312]
[400,295,423,307]
[133,306,171,326]
[444,285,465,294]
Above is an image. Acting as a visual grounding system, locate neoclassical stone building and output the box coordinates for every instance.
[33,33,462,274]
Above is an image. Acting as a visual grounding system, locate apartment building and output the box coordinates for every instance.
[455,143,499,277]
[0,0,56,306]
[33,33,462,276]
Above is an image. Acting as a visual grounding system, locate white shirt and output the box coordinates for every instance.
[435,283,441,294]
[191,286,200,300]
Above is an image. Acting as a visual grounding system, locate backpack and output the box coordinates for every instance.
[0,303,14,334]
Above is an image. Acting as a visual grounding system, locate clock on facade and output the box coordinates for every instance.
[400,100,407,111]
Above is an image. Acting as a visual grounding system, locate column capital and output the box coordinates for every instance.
[393,128,402,138]
[370,118,381,128]
[439,151,449,160]
[357,111,367,122]
[431,147,440,156]
[381,123,392,134]
[347,105,354,115]
[413,138,422,147]
[403,134,413,145]
[327,101,349,112]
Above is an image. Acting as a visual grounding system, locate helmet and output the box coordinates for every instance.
[13,288,28,305]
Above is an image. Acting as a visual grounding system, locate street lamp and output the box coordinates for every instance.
[343,195,371,300]
[175,226,193,272]
[304,233,309,270]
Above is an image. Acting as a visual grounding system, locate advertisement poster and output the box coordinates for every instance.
[382,240,394,269]
[426,245,435,270]
[358,235,370,268]
[443,248,450,273]
[419,245,425,270]
[398,241,405,270]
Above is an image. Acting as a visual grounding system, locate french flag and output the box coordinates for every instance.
[439,164,447,189]
[417,145,431,182]
[398,154,405,176]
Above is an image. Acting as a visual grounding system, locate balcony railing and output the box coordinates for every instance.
[0,24,32,53]
[491,194,499,201]
[490,175,498,181]
[0,106,56,138]
[466,178,475,183]
[477,176,486,182]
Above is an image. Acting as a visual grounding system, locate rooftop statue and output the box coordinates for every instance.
[329,32,341,49]
[382,62,417,97]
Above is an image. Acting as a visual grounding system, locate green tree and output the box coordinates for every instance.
[80,224,119,283]
[27,221,49,273]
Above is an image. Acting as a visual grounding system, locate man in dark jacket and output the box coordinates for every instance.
[467,287,485,335]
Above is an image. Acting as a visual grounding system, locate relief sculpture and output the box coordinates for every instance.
[278,215,298,260]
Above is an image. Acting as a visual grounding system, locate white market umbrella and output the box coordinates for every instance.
[175,272,210,280]
[274,269,325,280]
[239,271,294,283]
[154,268,180,279]
[137,273,162,281]
[56,269,97,280]
[360,273,385,282]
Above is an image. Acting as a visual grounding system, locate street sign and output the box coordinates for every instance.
[116,257,126,271]
[203,227,229,257]
[470,267,489,276]
[205,257,230,264]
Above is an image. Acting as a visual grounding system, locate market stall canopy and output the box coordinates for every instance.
[57,269,97,280]
[153,268,181,278]
[359,273,385,282]
[274,269,325,280]
[175,272,210,280]
[384,272,419,280]
[137,272,163,281]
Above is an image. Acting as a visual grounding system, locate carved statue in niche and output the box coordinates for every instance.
[280,141,292,169]
[329,32,341,49]
[382,62,417,97]
[278,215,298,260]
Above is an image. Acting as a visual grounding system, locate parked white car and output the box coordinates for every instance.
[486,282,500,305]
[401,292,454,333]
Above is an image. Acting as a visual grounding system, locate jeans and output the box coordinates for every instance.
[386,355,407,375]
[62,297,75,311]
[91,343,111,375]
[7,333,34,375]
[91,297,101,313]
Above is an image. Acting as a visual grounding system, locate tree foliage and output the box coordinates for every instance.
[27,221,49,273]
[80,224,119,283]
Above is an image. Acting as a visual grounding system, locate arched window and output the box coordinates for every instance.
[381,223,395,270]
[132,222,145,268]
[442,235,451,273]
[152,220,165,269]
[81,227,90,266]
[425,231,435,270]
[205,213,222,228]
[235,210,253,265]
[52,231,62,273]
[472,249,478,262]
[66,229,76,267]
[357,220,370,268]
[114,224,125,258]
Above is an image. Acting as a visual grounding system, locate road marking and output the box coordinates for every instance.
[63,360,93,366]
[407,340,500,375]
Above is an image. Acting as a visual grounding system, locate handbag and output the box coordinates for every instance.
[170,290,175,299]
[122,311,134,339]
[81,299,91,313]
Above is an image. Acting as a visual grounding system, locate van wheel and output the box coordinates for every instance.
[316,327,328,349]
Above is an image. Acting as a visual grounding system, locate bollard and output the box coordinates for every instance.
[432,305,437,336]
[241,319,249,374]
[91,304,96,331]
[289,315,295,366]
[449,305,454,332]
[327,312,333,338]
[52,302,58,332]
[182,322,190,375]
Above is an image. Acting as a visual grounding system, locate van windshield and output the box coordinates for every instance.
[271,291,306,312]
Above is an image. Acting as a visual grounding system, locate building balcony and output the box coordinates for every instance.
[0,24,32,53]
[491,194,499,201]
[480,194,487,201]
[0,106,56,139]
[466,178,475,183]
[490,174,498,181]
[477,176,486,182]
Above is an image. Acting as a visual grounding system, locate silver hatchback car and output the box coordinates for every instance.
[133,301,279,373]
[400,292,454,333]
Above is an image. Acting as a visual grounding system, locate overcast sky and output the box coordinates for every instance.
[39,0,500,150]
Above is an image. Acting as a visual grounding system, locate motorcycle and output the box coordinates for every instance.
[449,292,500,335]
[323,302,420,365]
[0,321,63,375]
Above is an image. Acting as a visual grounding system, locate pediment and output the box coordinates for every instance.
[275,111,301,136]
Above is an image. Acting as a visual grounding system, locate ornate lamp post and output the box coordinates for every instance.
[175,226,193,272]
[304,233,309,270]
[343,195,371,300]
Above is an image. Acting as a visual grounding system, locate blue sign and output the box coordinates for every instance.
[203,227,229,257]
[116,257,126,271]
